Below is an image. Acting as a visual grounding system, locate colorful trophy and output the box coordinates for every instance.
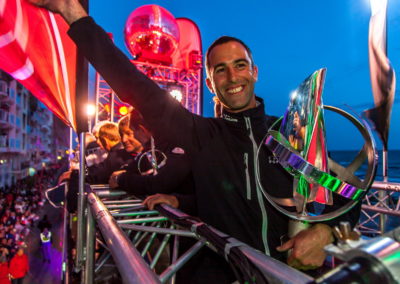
[257,68,378,236]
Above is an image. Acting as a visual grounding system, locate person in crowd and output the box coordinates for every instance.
[9,248,28,284]
[58,132,105,184]
[4,241,13,260]
[29,1,361,283]
[58,122,133,185]
[40,227,52,263]
[85,133,108,167]
[5,214,15,228]
[0,162,62,282]
[0,253,10,284]
[108,115,194,212]
[83,122,134,184]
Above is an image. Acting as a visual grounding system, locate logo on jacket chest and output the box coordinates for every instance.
[222,114,238,122]
[267,155,279,164]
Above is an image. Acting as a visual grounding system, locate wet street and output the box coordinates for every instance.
[24,203,64,284]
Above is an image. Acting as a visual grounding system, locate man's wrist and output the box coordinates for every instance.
[61,0,89,25]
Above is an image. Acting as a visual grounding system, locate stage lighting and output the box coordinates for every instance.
[169,89,183,102]
[86,104,96,117]
[119,106,129,116]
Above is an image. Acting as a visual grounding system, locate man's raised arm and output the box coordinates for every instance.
[29,0,196,148]
[29,0,87,25]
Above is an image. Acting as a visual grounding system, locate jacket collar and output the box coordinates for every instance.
[110,142,124,152]
[221,97,266,124]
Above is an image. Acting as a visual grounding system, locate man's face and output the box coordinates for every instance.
[120,127,143,154]
[206,41,258,113]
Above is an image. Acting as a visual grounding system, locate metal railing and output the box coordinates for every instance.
[70,185,314,284]
[61,183,400,284]
[87,191,161,284]
[359,180,400,235]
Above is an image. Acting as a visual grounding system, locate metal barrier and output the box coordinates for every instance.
[87,191,161,284]
[61,184,400,284]
[359,180,400,235]
[73,185,314,284]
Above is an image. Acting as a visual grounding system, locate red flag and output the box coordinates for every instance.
[0,0,76,129]
[172,18,203,114]
[364,0,396,150]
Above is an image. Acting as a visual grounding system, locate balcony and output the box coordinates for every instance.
[0,110,8,122]
[0,135,8,148]
[0,110,12,131]
[1,138,24,153]
[0,80,7,97]
[0,80,13,104]
[41,124,51,134]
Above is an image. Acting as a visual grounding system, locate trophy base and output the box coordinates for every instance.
[288,219,310,238]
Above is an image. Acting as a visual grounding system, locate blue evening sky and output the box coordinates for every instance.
[89,0,400,151]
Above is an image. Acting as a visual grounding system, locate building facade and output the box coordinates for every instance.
[0,70,62,187]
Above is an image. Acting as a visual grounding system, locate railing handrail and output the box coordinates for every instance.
[156,203,314,284]
[87,191,161,284]
[371,180,400,192]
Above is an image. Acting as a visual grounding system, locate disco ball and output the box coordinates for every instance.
[124,5,180,64]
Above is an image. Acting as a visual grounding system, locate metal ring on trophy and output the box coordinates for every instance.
[137,149,167,176]
[256,106,378,222]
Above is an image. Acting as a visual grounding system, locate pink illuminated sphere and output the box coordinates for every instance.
[124,5,180,64]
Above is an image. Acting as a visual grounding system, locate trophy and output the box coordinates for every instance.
[256,68,378,237]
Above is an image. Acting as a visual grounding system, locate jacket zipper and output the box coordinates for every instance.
[244,153,251,200]
[244,116,270,255]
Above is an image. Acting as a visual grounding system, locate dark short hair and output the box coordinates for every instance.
[205,36,254,77]
[118,112,143,132]
[118,114,130,136]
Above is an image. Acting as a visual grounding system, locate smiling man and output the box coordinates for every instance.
[117,114,145,154]
[28,0,361,282]
[206,38,258,112]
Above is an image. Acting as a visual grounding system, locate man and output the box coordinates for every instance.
[61,122,133,213]
[57,131,106,184]
[85,122,133,184]
[108,115,194,207]
[40,227,52,263]
[0,253,11,284]
[9,248,29,284]
[30,0,358,280]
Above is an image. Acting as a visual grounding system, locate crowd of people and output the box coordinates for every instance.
[0,164,62,284]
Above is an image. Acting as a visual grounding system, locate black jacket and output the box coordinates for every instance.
[68,17,359,262]
[118,147,195,208]
[86,142,133,184]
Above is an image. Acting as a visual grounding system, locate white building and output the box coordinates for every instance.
[0,70,62,187]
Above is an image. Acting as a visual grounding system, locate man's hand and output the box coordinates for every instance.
[27,0,88,24]
[276,223,334,270]
[108,170,126,188]
[143,194,179,210]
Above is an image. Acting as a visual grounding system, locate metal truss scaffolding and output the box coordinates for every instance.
[63,184,400,284]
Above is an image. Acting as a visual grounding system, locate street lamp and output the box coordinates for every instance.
[86,104,96,133]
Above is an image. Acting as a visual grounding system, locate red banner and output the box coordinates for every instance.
[0,0,76,129]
